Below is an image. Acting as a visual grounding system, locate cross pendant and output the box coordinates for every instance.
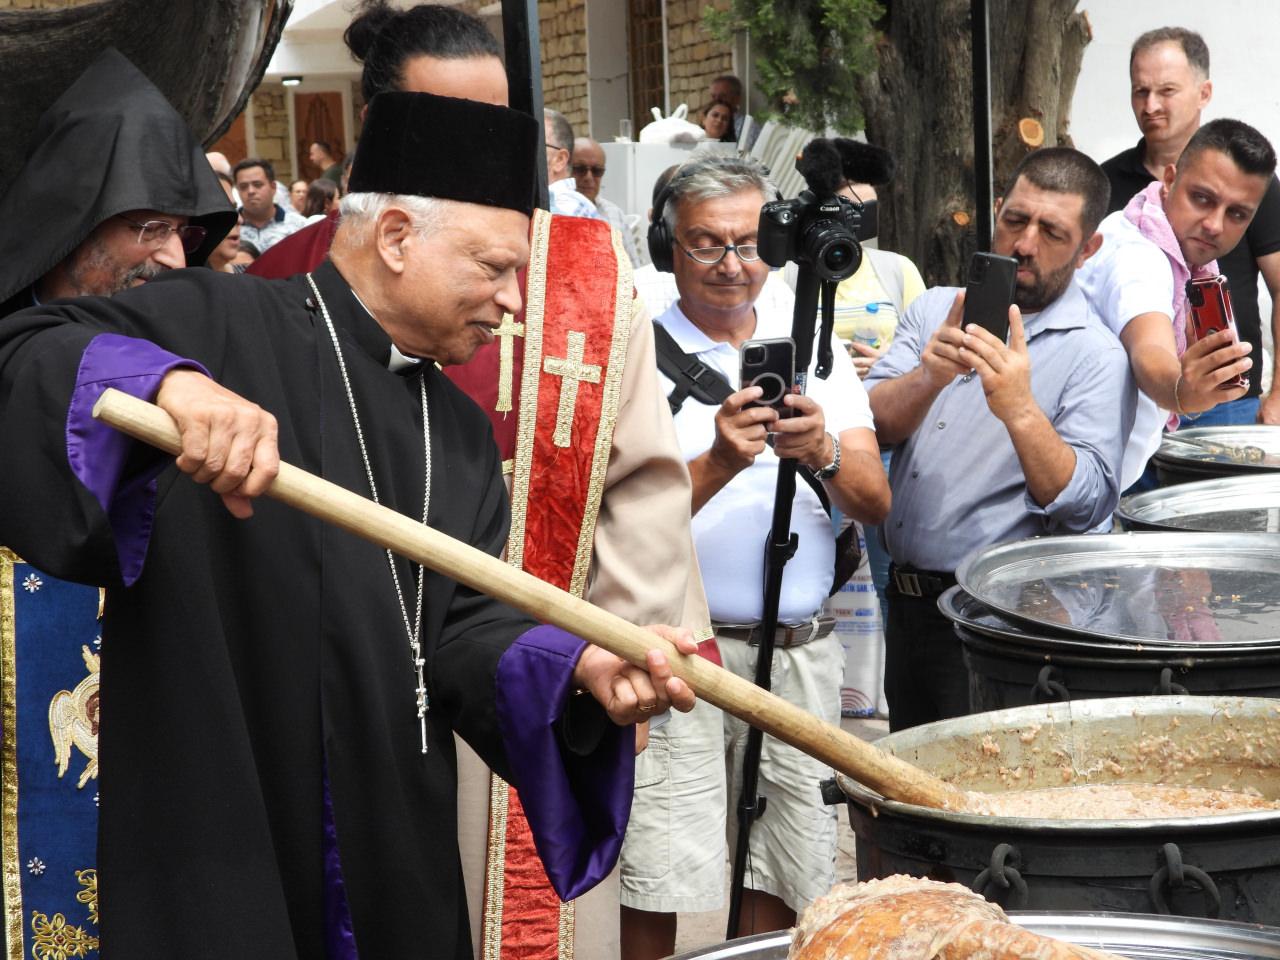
[414,655,429,754]
[494,312,525,413]
[542,331,603,447]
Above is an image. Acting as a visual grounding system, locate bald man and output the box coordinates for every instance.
[573,135,643,265]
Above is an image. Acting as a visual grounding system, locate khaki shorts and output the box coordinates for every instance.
[721,633,844,914]
[618,695,727,912]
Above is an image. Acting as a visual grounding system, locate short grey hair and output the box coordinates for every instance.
[544,107,574,157]
[339,192,446,242]
[662,155,776,240]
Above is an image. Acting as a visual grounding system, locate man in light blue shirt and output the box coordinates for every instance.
[866,147,1135,731]
[544,108,604,221]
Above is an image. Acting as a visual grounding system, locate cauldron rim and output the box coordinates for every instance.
[1117,473,1280,532]
[839,695,1280,831]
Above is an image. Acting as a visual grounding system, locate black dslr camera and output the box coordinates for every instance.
[757,192,863,282]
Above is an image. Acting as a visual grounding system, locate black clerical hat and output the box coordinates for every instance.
[832,138,896,186]
[349,92,538,215]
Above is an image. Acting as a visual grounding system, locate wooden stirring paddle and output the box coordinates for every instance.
[94,389,985,813]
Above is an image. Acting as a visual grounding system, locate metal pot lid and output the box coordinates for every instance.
[939,584,1277,658]
[1118,474,1280,533]
[956,532,1280,648]
[668,914,1280,959]
[1153,426,1280,471]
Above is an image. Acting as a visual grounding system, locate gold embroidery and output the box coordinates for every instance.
[501,459,515,478]
[2,551,22,960]
[95,590,103,622]
[49,647,100,789]
[505,209,553,571]
[568,229,635,598]
[29,911,99,960]
[481,774,510,960]
[542,332,602,449]
[74,870,97,926]
[558,898,575,960]
[493,313,526,413]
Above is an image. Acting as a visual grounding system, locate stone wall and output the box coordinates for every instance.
[665,0,734,118]
[539,0,588,131]
[250,85,292,183]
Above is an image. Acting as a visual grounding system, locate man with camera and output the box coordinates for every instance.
[865,147,1134,732]
[619,154,889,958]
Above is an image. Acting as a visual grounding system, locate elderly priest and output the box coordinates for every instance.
[0,91,695,960]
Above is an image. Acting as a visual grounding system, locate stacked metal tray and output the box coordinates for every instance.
[1152,426,1280,485]
[669,913,1280,959]
[1118,474,1280,533]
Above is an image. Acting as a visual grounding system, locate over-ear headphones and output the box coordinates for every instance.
[646,168,691,274]
[646,162,783,273]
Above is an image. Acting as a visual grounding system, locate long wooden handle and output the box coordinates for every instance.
[93,388,968,811]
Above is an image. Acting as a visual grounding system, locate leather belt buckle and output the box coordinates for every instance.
[895,569,923,597]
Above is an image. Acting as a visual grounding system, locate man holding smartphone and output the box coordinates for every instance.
[1099,27,1280,427]
[621,154,889,956]
[1080,118,1273,490]
[866,148,1134,731]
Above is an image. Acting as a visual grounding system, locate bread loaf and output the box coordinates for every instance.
[789,876,1126,960]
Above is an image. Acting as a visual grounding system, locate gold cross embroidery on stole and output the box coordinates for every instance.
[494,312,526,413]
[542,331,602,447]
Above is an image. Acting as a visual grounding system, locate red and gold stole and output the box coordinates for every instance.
[448,209,633,960]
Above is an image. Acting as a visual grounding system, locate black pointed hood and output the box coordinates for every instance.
[0,48,235,305]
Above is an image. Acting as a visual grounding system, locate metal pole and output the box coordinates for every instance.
[501,0,549,211]
[971,0,993,252]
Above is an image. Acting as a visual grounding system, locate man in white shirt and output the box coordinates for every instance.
[1078,118,1271,488]
[619,154,889,958]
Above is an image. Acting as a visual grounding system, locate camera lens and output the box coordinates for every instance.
[744,345,766,365]
[823,243,853,273]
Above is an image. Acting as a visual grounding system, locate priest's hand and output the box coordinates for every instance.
[155,369,280,519]
[572,625,698,726]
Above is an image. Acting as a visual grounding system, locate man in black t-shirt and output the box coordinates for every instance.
[1100,26,1280,426]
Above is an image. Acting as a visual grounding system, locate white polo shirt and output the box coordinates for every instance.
[655,300,874,624]
[1076,210,1177,489]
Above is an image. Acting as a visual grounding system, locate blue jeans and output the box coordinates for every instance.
[1180,395,1259,428]
[862,451,893,626]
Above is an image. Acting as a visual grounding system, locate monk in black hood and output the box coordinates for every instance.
[0,48,235,316]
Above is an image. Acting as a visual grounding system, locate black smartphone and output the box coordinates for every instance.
[1186,275,1249,391]
[963,252,1018,342]
[740,337,796,416]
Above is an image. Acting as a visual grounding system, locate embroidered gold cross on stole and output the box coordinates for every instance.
[494,313,526,413]
[543,331,602,447]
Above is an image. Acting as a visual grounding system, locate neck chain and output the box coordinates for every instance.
[307,273,432,754]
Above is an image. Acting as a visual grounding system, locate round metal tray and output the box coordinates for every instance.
[669,913,1280,959]
[1154,426,1280,471]
[955,532,1280,648]
[1118,475,1280,533]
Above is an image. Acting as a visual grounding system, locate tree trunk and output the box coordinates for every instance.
[855,0,1091,286]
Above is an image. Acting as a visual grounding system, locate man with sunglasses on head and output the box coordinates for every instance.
[0,49,234,317]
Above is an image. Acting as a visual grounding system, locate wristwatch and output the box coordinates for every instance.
[814,432,841,480]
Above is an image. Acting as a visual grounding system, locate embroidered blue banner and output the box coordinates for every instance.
[2,550,101,959]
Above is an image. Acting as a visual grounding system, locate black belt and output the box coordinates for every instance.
[714,616,836,648]
[889,564,956,599]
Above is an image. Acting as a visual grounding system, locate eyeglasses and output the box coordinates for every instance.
[677,241,760,265]
[572,164,606,178]
[117,215,207,254]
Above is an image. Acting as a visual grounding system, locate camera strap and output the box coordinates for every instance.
[653,319,841,522]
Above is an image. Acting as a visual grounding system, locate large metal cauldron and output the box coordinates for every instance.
[1118,474,1280,533]
[669,913,1280,959]
[941,586,1280,711]
[1151,426,1280,486]
[840,697,1280,923]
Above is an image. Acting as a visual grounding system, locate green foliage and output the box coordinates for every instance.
[704,0,884,134]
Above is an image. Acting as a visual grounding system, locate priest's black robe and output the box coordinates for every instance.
[0,260,632,959]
